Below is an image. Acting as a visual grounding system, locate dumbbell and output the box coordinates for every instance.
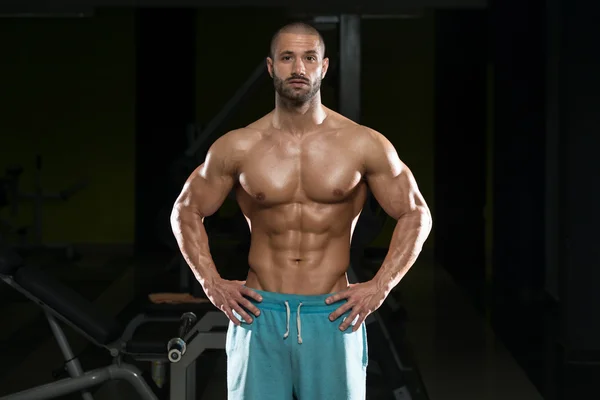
[167,312,198,363]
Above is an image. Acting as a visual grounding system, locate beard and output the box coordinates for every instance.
[273,73,321,106]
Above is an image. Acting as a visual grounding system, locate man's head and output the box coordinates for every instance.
[267,22,329,106]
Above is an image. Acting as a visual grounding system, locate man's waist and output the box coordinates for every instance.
[244,287,345,313]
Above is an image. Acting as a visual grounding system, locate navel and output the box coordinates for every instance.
[255,192,266,201]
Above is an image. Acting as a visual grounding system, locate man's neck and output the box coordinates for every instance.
[272,93,327,135]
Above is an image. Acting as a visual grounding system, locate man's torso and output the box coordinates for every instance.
[225,109,371,294]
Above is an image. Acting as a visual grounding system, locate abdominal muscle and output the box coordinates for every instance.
[245,234,351,295]
[242,205,358,295]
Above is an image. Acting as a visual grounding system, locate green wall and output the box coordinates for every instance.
[195,10,281,217]
[0,10,435,250]
[0,10,136,245]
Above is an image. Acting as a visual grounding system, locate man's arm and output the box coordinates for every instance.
[170,130,263,325]
[325,127,432,331]
[362,128,432,293]
[170,134,236,288]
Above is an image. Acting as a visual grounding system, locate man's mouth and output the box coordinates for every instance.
[288,79,308,85]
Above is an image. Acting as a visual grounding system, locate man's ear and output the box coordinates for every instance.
[322,57,330,79]
[266,57,274,78]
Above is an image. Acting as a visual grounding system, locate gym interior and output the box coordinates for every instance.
[1,0,598,399]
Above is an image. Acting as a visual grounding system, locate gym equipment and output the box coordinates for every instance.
[0,245,228,400]
[0,156,88,259]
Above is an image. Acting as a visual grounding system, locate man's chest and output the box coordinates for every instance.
[236,134,364,204]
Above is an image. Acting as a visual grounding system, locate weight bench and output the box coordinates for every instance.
[0,248,229,400]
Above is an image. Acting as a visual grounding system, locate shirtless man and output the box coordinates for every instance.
[171,22,432,400]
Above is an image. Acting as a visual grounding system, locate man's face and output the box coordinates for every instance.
[267,33,329,105]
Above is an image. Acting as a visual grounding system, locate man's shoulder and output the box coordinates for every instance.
[336,121,384,146]
[335,123,397,171]
[324,110,382,141]
[219,112,272,147]
[215,126,264,153]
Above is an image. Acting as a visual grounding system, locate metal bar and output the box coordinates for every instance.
[169,332,227,400]
[186,359,196,399]
[312,15,339,23]
[544,0,560,301]
[0,5,93,17]
[340,14,365,319]
[1,277,108,350]
[339,15,361,122]
[184,311,229,337]
[120,313,181,344]
[362,13,422,19]
[0,0,489,11]
[0,364,157,400]
[45,313,94,400]
[185,60,267,157]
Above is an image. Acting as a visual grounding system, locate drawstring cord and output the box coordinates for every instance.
[296,303,303,344]
[283,301,291,339]
[283,301,303,344]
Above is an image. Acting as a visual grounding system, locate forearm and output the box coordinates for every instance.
[170,206,221,288]
[373,207,432,293]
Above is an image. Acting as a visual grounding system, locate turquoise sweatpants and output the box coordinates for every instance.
[226,289,368,400]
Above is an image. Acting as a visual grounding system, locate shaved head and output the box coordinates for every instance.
[269,21,326,59]
[266,21,329,107]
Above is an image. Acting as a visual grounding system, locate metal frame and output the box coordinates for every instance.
[0,274,115,351]
[339,14,361,122]
[169,312,229,399]
[185,60,267,158]
[337,15,418,400]
[0,305,157,400]
[0,272,229,400]
[0,1,486,18]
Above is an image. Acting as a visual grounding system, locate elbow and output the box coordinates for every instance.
[400,206,432,232]
[170,201,204,229]
[170,202,187,228]
[419,206,433,233]
[170,203,183,232]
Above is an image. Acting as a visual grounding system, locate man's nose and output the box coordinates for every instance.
[292,60,306,75]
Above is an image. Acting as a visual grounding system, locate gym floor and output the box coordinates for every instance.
[0,247,574,400]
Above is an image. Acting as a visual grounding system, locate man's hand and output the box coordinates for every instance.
[325,280,388,332]
[203,277,262,326]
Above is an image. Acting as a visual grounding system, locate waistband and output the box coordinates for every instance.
[245,287,343,314]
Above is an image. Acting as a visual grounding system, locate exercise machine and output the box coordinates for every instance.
[0,245,228,400]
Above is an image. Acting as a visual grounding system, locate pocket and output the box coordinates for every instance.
[225,320,234,356]
[361,324,369,368]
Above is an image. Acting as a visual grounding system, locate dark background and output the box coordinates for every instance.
[1,0,599,398]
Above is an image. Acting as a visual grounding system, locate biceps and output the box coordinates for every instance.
[367,170,427,220]
[175,166,234,218]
